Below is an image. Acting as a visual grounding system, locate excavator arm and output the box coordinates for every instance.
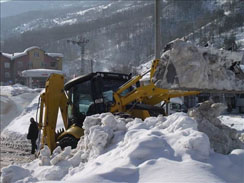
[38,74,69,152]
[111,59,200,118]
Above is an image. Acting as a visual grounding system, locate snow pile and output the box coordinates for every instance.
[0,84,40,131]
[1,89,64,139]
[241,64,244,72]
[1,94,41,139]
[219,114,244,132]
[2,112,244,183]
[153,39,244,91]
[0,84,41,97]
[189,100,244,154]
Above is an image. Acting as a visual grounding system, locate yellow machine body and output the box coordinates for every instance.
[38,60,199,153]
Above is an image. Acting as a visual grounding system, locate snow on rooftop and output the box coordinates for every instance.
[12,52,28,59]
[24,46,41,52]
[21,69,64,78]
[1,52,13,59]
[1,47,63,60]
[46,53,64,58]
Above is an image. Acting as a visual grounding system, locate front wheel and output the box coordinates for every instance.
[58,135,79,150]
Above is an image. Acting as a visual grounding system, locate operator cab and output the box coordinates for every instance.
[64,72,131,128]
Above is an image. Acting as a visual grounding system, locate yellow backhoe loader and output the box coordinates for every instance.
[37,60,200,153]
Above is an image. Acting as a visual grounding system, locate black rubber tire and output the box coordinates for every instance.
[114,112,133,119]
[58,135,79,150]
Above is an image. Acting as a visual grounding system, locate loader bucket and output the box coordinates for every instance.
[152,39,244,93]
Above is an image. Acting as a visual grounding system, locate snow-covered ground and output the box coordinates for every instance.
[219,114,244,132]
[1,85,243,183]
[1,112,244,183]
[1,88,65,139]
[0,84,40,132]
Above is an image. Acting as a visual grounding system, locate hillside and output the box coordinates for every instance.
[1,0,243,77]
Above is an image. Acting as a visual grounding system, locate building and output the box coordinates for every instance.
[21,69,65,88]
[0,47,63,85]
[0,52,13,84]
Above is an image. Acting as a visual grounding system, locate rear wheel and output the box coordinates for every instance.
[58,135,79,150]
[114,112,133,119]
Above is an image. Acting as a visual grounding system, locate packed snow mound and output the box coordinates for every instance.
[0,84,40,132]
[0,95,18,130]
[2,112,244,183]
[2,90,65,139]
[0,84,41,97]
[1,94,41,139]
[189,100,244,154]
[153,39,244,91]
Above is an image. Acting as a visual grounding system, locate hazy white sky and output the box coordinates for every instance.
[0,0,11,3]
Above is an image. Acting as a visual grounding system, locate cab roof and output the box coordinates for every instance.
[64,72,131,90]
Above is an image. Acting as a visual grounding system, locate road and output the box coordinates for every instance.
[0,137,36,175]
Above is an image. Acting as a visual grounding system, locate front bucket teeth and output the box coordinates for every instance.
[55,128,65,139]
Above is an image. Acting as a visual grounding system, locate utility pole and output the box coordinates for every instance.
[67,35,89,75]
[90,59,93,73]
[155,0,161,60]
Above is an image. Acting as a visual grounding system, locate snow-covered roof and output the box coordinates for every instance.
[21,69,64,78]
[46,53,64,58]
[12,52,28,59]
[1,46,63,60]
[1,52,13,60]
[24,46,41,52]
[11,46,41,59]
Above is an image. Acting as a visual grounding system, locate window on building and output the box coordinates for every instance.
[17,62,23,68]
[5,72,10,78]
[29,62,33,68]
[34,52,39,57]
[50,62,56,67]
[4,62,10,68]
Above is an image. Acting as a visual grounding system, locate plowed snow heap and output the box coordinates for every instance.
[153,39,244,92]
[189,100,244,154]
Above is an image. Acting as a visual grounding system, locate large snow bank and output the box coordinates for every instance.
[2,112,244,183]
[0,84,40,97]
[0,84,40,132]
[1,87,64,139]
[153,39,244,91]
[189,100,244,154]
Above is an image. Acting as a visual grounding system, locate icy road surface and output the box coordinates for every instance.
[0,137,35,175]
